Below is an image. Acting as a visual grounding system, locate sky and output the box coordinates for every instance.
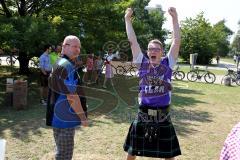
[148,0,240,42]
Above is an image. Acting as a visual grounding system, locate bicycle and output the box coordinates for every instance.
[221,67,240,86]
[172,65,185,80]
[187,66,216,83]
[29,57,39,68]
[6,55,18,65]
[116,62,138,77]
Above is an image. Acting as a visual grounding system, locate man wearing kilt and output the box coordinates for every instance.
[123,7,181,160]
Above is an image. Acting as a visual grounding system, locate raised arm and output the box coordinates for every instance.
[124,8,142,61]
[168,7,181,60]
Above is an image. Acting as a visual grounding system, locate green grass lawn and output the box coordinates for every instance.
[0,67,240,160]
[220,57,235,64]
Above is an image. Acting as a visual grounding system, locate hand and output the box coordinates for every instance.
[81,120,89,127]
[125,8,133,20]
[168,7,178,18]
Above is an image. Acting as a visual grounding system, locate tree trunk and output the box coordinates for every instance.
[0,0,12,17]
[18,52,30,75]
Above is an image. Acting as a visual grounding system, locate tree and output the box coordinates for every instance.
[231,21,240,56]
[180,13,234,64]
[1,0,167,73]
[0,0,58,74]
[231,35,240,55]
[130,0,167,50]
[180,13,215,64]
[212,20,233,57]
[0,0,56,17]
[45,0,166,57]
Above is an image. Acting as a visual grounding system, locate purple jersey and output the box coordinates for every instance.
[138,56,173,108]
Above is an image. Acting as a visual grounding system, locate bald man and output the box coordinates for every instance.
[47,35,88,160]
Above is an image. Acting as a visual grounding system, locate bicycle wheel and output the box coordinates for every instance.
[221,75,229,84]
[30,57,39,68]
[29,60,34,67]
[174,71,185,80]
[172,71,177,80]
[116,66,126,75]
[6,57,11,65]
[204,72,216,83]
[129,67,138,77]
[35,62,39,68]
[235,76,240,86]
[187,71,198,82]
[6,57,16,65]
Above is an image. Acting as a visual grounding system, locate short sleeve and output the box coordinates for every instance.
[167,51,177,70]
[133,53,143,69]
[49,62,78,95]
[63,67,78,94]
[107,56,112,62]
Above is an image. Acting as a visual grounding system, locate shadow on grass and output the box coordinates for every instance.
[0,83,47,140]
[171,109,212,136]
[0,72,212,140]
[101,77,211,137]
[173,85,204,95]
[0,75,119,140]
[171,94,206,107]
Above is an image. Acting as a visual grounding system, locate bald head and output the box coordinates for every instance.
[63,35,81,47]
[62,35,81,59]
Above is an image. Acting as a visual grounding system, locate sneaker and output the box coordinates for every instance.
[40,99,47,106]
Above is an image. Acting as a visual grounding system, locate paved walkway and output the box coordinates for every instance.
[179,59,238,71]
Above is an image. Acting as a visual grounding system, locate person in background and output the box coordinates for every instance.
[220,122,240,160]
[237,54,240,71]
[103,50,115,89]
[84,54,94,84]
[233,55,237,63]
[39,44,52,105]
[76,55,85,84]
[216,55,220,65]
[49,45,61,65]
[94,54,103,84]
